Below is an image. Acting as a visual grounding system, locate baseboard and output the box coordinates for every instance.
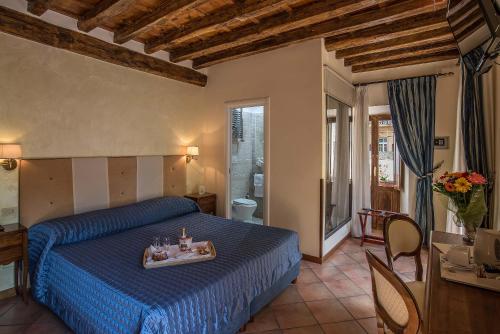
[0,288,16,300]
[302,254,322,264]
[322,232,351,262]
[302,232,352,265]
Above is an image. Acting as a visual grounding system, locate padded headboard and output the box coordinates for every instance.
[19,155,187,227]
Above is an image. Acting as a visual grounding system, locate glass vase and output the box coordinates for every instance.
[463,224,477,244]
[457,215,484,245]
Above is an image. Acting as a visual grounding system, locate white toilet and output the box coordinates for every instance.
[232,198,257,222]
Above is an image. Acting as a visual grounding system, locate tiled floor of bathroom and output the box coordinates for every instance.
[0,237,426,334]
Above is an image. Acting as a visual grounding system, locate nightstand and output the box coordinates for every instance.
[0,224,28,303]
[185,193,217,215]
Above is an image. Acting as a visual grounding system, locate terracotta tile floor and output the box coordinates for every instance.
[0,237,427,334]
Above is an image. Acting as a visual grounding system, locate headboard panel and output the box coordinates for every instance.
[108,157,137,208]
[20,155,187,227]
[20,159,74,227]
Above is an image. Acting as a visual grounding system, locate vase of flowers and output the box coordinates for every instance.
[433,171,487,244]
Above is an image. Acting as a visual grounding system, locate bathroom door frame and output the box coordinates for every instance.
[225,97,270,226]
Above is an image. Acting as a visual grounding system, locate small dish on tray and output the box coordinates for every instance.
[143,241,216,269]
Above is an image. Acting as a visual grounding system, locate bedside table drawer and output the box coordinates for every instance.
[198,196,215,206]
[0,233,22,249]
[199,203,216,214]
[0,246,22,264]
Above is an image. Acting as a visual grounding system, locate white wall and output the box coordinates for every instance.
[355,60,461,231]
[201,39,324,257]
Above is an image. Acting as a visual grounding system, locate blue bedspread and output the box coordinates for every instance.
[29,197,301,334]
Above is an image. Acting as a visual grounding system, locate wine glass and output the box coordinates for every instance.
[162,237,170,251]
[152,236,160,252]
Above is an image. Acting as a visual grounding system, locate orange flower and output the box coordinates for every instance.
[444,183,455,192]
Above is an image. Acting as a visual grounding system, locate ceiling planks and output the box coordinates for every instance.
[170,0,445,63]
[351,50,459,72]
[113,0,206,44]
[10,0,458,73]
[27,0,51,16]
[0,5,207,86]
[344,40,457,66]
[144,0,293,54]
[77,0,137,32]
[325,10,449,50]
[334,28,454,59]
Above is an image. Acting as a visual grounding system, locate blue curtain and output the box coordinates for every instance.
[387,76,436,244]
[461,48,490,227]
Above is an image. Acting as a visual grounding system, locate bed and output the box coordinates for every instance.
[28,196,301,334]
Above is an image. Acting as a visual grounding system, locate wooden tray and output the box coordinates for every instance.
[143,241,216,269]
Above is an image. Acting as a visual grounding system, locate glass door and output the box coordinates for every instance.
[228,104,265,225]
[370,114,403,224]
[324,95,352,239]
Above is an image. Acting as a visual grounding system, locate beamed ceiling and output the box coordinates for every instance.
[1,0,460,85]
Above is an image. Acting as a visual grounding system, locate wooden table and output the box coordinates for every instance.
[357,208,405,246]
[184,193,216,215]
[0,224,28,303]
[424,231,500,333]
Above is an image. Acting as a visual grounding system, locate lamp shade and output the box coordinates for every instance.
[187,146,199,156]
[0,144,21,159]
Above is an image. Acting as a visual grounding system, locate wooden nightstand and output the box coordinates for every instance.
[185,193,217,215]
[0,224,28,303]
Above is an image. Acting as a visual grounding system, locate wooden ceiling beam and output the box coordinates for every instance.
[351,50,459,72]
[170,0,440,63]
[325,10,449,51]
[113,0,205,45]
[144,0,292,54]
[77,0,137,33]
[191,8,449,69]
[344,40,457,66]
[0,6,207,87]
[27,0,51,16]
[335,28,454,59]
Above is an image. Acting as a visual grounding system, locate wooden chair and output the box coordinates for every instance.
[365,250,424,334]
[383,215,424,281]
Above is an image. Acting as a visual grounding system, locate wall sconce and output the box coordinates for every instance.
[0,144,22,171]
[186,146,199,163]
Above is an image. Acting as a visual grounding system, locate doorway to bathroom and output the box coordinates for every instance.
[226,99,268,225]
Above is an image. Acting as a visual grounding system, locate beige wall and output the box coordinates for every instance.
[201,39,324,257]
[0,32,206,197]
[355,60,461,231]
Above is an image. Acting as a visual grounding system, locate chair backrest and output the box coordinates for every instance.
[366,250,422,334]
[384,215,423,259]
[383,214,424,281]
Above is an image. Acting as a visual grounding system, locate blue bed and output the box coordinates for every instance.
[28,197,301,334]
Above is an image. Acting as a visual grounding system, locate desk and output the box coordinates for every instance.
[424,231,500,333]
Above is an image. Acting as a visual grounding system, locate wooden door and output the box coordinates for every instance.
[370,115,402,218]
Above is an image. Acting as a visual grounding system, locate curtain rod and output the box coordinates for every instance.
[353,72,455,87]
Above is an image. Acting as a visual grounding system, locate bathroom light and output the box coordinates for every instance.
[186,146,199,163]
[0,144,22,171]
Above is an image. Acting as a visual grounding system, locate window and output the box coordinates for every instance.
[378,138,388,153]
